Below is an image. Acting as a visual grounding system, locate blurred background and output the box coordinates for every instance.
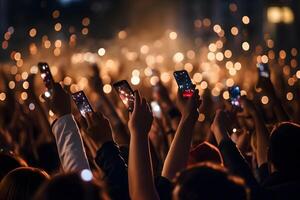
[0,0,300,115]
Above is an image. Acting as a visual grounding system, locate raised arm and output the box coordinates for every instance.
[162,89,201,180]
[89,64,130,146]
[45,83,90,172]
[128,91,159,200]
[211,109,259,190]
[259,77,289,122]
[240,97,269,167]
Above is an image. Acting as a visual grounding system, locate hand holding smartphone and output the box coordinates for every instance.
[173,70,195,97]
[71,91,94,118]
[113,80,135,112]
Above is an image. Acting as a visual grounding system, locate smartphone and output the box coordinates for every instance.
[71,91,94,117]
[151,101,162,118]
[173,70,194,97]
[257,63,270,78]
[229,85,241,108]
[113,80,135,112]
[38,62,55,90]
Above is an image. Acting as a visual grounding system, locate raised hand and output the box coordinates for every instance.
[128,91,153,137]
[84,112,113,148]
[211,109,232,144]
[176,88,201,121]
[43,83,71,119]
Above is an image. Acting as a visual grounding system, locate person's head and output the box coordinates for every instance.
[173,162,249,200]
[0,167,50,200]
[34,172,109,200]
[268,122,300,174]
[188,142,223,166]
[0,152,27,181]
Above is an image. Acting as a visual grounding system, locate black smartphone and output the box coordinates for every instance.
[229,85,241,108]
[38,62,55,90]
[257,63,270,78]
[71,91,94,117]
[113,80,135,112]
[173,70,194,97]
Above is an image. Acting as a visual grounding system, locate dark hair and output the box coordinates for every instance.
[0,167,49,200]
[173,162,249,200]
[34,173,108,200]
[0,152,27,181]
[269,122,300,173]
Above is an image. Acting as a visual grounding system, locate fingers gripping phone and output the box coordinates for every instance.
[71,91,94,118]
[113,80,135,112]
[257,63,270,78]
[173,70,195,97]
[229,85,241,108]
[38,62,55,97]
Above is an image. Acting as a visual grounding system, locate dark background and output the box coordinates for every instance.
[0,0,299,61]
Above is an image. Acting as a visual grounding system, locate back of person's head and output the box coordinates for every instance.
[173,162,249,200]
[269,122,300,174]
[188,142,223,166]
[0,167,49,200]
[34,172,109,200]
[0,152,27,181]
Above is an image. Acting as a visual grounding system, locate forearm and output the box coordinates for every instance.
[162,117,196,180]
[129,134,159,200]
[95,141,130,200]
[272,98,289,122]
[252,113,269,166]
[52,114,90,172]
[96,92,130,145]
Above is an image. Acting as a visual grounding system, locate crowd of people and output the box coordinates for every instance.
[0,60,300,200]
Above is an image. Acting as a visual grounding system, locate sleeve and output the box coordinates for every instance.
[52,114,90,172]
[95,141,130,200]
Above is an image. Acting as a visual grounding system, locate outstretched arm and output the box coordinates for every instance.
[162,89,201,180]
[128,91,159,200]
[240,98,269,166]
[44,83,90,172]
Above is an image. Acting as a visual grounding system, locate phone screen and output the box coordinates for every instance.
[38,62,54,90]
[113,80,135,112]
[150,101,162,118]
[229,86,241,108]
[71,91,93,117]
[257,63,270,78]
[173,70,194,97]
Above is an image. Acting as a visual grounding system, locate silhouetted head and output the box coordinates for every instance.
[34,172,109,200]
[0,167,50,200]
[0,152,27,181]
[173,162,249,200]
[269,122,300,174]
[188,142,223,166]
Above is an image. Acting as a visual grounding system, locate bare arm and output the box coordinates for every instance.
[162,89,201,180]
[128,91,159,200]
[241,98,269,166]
